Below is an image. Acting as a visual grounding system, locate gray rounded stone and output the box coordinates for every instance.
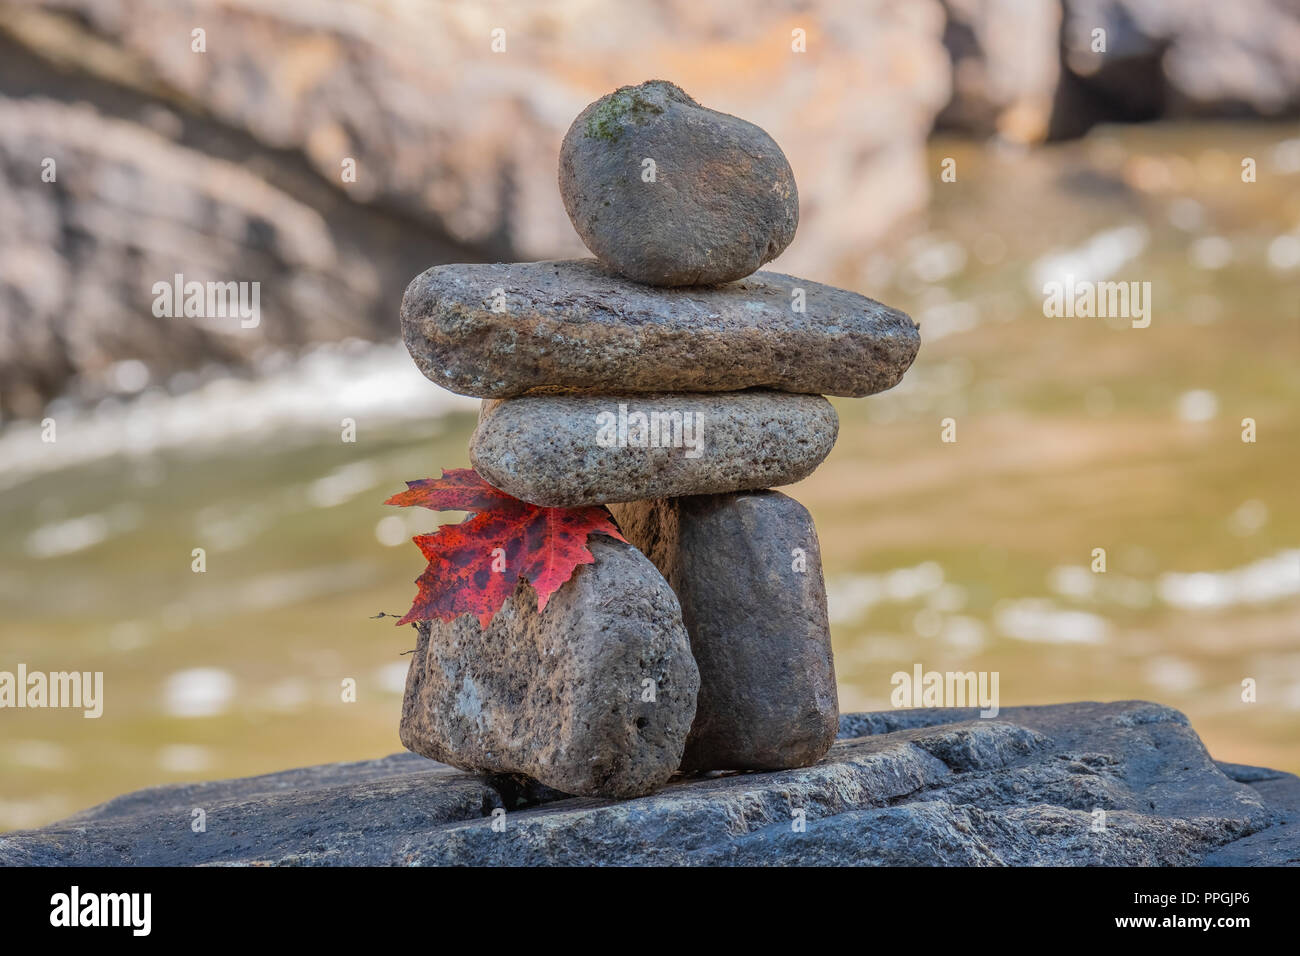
[469,391,838,507]
[398,536,699,800]
[609,492,838,772]
[559,80,798,286]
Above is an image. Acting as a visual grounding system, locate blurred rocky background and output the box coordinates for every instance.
[2,0,1297,419]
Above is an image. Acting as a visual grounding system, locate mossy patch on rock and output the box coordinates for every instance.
[582,81,684,141]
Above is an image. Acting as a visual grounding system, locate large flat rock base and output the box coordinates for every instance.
[2,701,1295,866]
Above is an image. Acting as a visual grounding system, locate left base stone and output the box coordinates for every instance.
[399,536,700,799]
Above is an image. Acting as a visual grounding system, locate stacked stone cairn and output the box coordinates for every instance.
[398,81,920,800]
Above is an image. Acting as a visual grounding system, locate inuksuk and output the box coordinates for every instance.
[397,80,920,799]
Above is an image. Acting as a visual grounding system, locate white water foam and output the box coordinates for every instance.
[0,339,477,491]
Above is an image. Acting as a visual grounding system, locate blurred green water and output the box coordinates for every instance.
[1,121,1297,830]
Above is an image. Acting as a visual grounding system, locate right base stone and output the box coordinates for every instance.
[609,491,839,772]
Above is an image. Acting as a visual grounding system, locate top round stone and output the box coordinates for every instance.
[559,80,799,287]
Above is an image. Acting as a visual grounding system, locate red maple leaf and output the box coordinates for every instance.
[384,468,627,628]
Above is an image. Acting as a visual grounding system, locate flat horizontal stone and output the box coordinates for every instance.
[469,391,837,507]
[610,492,838,771]
[399,536,699,800]
[400,259,919,398]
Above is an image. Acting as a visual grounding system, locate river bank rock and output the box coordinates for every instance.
[2,702,1293,866]
[0,1,950,418]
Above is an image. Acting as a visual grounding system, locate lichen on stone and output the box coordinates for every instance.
[583,82,676,141]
